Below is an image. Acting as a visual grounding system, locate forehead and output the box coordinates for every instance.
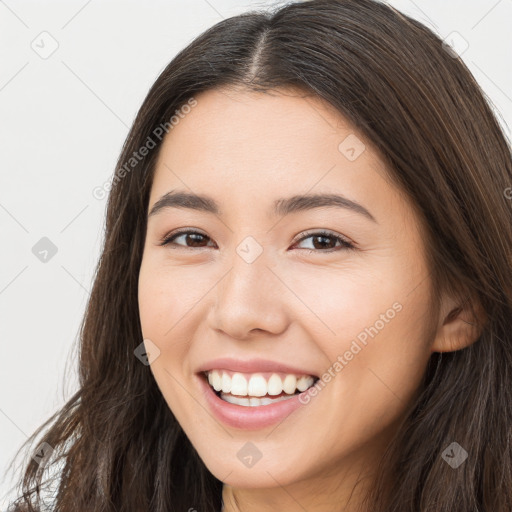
[151,87,393,206]
[157,86,378,168]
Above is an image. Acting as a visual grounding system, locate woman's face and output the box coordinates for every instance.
[138,87,437,495]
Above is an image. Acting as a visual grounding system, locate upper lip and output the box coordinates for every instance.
[196,357,319,377]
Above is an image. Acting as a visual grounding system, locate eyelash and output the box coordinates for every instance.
[158,229,356,254]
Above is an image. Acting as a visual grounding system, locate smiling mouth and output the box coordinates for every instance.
[202,370,319,407]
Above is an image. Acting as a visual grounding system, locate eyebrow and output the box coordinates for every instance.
[148,190,377,223]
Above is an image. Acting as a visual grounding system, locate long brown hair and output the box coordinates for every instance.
[8,1,512,510]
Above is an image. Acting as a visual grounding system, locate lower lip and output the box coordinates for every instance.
[198,374,314,430]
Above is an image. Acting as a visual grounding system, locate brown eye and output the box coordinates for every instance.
[293,230,355,253]
[160,230,216,249]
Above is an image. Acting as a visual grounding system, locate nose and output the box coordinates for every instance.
[207,247,289,340]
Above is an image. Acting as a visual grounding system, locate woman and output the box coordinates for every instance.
[8,0,512,510]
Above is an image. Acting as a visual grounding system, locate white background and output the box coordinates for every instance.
[1,0,511,507]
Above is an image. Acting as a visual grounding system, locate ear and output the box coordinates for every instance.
[430,292,487,354]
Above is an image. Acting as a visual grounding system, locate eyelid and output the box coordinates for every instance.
[158,227,215,248]
[293,228,353,246]
[291,229,356,253]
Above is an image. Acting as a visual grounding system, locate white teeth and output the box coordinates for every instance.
[221,392,296,407]
[206,370,315,398]
[247,375,267,397]
[296,375,312,392]
[209,370,222,392]
[231,372,248,396]
[267,374,283,395]
[283,374,297,394]
[221,373,231,393]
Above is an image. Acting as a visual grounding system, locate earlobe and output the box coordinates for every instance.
[430,294,487,354]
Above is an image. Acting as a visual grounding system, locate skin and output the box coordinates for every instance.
[137,86,481,512]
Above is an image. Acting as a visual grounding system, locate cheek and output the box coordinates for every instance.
[281,260,405,342]
[137,263,189,395]
[137,259,210,402]
[137,279,188,427]
[289,259,432,410]
[138,258,210,338]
